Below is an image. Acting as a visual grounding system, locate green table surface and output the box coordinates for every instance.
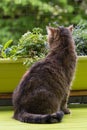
[0,105,87,130]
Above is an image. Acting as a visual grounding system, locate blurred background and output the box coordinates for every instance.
[0,0,87,45]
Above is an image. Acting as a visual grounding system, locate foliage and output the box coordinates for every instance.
[14,28,47,58]
[1,21,87,56]
[0,21,87,68]
[73,21,87,55]
[0,0,87,44]
[0,0,87,67]
[0,27,48,66]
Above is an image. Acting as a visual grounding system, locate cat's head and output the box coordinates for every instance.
[46,25,74,48]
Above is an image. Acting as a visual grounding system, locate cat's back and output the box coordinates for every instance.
[27,56,56,74]
[17,56,63,95]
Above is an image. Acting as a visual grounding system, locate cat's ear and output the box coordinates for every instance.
[68,25,74,32]
[46,26,55,36]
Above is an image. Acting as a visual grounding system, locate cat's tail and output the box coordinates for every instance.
[13,110,64,124]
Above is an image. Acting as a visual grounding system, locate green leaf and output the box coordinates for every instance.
[1,51,6,58]
[3,40,13,50]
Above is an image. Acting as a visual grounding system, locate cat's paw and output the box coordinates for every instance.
[62,108,71,114]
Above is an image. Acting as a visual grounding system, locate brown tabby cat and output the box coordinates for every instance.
[12,25,77,123]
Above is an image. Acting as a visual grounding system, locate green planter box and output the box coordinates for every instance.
[0,59,26,93]
[72,56,87,90]
[0,56,87,93]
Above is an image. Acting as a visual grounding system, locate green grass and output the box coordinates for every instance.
[0,105,87,130]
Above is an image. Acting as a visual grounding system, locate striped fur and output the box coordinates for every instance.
[13,110,64,123]
[12,25,77,123]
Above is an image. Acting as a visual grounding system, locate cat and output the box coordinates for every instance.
[12,25,77,123]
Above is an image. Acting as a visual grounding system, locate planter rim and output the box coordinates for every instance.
[0,56,87,63]
[0,58,26,63]
[0,56,87,62]
[77,56,87,61]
